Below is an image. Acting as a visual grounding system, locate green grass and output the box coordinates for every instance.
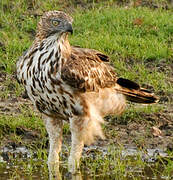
[0,0,173,179]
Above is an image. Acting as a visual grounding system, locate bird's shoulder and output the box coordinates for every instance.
[61,46,117,92]
[71,46,110,63]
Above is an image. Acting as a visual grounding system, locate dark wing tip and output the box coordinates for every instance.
[96,53,109,62]
[117,78,140,90]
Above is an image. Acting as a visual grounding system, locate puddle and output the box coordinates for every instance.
[0,145,172,180]
[1,146,31,161]
[122,147,168,162]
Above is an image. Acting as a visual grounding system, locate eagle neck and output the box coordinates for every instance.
[31,34,71,74]
[57,34,71,60]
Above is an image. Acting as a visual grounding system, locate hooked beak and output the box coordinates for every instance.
[64,22,73,35]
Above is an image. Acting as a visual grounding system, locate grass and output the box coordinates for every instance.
[0,0,173,179]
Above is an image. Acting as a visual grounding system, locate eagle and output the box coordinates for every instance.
[16,11,158,177]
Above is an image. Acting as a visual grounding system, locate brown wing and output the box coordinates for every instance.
[61,47,117,92]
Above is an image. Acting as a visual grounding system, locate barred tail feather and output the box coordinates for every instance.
[116,78,159,104]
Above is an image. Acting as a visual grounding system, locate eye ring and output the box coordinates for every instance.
[52,20,59,26]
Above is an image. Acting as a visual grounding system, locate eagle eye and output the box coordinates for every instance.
[52,19,60,26]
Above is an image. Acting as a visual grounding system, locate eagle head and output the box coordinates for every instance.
[36,11,73,40]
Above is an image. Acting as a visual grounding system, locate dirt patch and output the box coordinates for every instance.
[59,0,173,10]
[104,104,173,152]
[0,97,30,115]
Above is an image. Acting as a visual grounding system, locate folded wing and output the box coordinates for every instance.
[61,47,117,92]
[61,47,159,104]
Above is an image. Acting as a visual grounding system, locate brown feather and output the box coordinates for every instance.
[61,47,117,92]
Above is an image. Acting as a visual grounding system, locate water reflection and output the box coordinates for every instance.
[49,169,84,180]
[0,145,171,180]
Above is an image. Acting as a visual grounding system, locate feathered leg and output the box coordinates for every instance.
[44,116,63,180]
[68,117,84,174]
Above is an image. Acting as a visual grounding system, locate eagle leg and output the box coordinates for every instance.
[68,117,84,174]
[44,116,63,179]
